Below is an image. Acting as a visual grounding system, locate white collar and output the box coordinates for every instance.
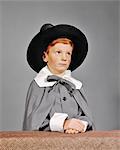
[34,66,82,89]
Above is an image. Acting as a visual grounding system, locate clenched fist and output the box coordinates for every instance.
[64,118,85,134]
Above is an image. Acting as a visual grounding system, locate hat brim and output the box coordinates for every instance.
[27,24,88,73]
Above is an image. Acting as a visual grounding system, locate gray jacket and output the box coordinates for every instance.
[23,75,95,131]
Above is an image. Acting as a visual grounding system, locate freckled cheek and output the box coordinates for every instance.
[50,57,59,64]
[68,57,72,63]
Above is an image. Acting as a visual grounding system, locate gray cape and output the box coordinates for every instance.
[23,75,95,131]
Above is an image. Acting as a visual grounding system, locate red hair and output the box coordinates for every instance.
[46,38,74,52]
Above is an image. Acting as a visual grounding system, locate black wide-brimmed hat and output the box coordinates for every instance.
[27,23,88,73]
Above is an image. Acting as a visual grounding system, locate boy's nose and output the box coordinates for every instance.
[61,53,67,61]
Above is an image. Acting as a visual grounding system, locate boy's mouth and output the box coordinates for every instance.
[58,63,68,66]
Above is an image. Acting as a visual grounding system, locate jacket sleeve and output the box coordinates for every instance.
[74,87,95,131]
[75,108,94,131]
[23,80,47,130]
[38,115,50,131]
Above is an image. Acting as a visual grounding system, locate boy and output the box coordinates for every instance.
[23,23,95,134]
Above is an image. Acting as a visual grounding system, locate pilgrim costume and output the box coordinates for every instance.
[23,23,95,131]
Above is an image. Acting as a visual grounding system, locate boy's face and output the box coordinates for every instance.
[43,43,73,75]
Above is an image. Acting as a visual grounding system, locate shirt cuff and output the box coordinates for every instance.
[81,120,88,132]
[50,112,68,132]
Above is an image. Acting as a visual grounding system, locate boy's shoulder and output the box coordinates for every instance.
[63,76,82,89]
[28,79,45,94]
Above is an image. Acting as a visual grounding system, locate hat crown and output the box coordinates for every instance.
[40,23,54,33]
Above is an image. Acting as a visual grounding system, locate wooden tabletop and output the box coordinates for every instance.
[0,130,120,150]
[0,130,120,138]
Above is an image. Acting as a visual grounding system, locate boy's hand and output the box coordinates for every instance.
[64,118,85,133]
[65,128,79,134]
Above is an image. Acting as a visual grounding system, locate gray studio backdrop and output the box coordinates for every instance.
[0,0,120,131]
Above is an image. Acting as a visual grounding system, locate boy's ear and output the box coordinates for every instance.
[42,51,48,62]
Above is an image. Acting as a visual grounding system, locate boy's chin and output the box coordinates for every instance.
[48,65,69,75]
[57,65,69,70]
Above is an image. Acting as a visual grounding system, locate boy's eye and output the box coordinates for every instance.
[56,51,61,54]
[67,52,72,55]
